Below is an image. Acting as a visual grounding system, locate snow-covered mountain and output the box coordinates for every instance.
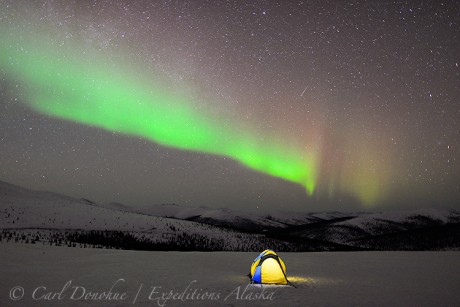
[283,208,460,250]
[1,180,459,251]
[133,204,288,232]
[0,180,322,251]
[129,201,460,250]
[131,204,358,232]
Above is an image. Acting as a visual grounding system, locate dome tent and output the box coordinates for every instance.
[249,249,290,285]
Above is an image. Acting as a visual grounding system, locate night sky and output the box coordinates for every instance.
[1,0,459,212]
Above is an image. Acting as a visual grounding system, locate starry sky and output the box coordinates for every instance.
[1,0,459,212]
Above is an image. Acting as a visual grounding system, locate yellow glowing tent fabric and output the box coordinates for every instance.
[249,249,288,285]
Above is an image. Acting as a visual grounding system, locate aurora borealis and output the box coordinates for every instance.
[1,29,318,196]
[1,0,459,211]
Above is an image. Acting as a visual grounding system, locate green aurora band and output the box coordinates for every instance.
[0,36,318,195]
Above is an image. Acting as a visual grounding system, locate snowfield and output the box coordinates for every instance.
[1,179,459,305]
[1,243,459,307]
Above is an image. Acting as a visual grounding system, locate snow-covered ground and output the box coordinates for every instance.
[1,243,458,306]
[1,180,298,251]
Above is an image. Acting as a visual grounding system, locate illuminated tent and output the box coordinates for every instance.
[249,249,289,285]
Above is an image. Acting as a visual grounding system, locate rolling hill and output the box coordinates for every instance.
[1,180,459,251]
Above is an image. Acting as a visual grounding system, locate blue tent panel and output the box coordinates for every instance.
[252,266,262,283]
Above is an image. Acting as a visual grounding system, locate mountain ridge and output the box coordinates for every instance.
[1,180,458,251]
